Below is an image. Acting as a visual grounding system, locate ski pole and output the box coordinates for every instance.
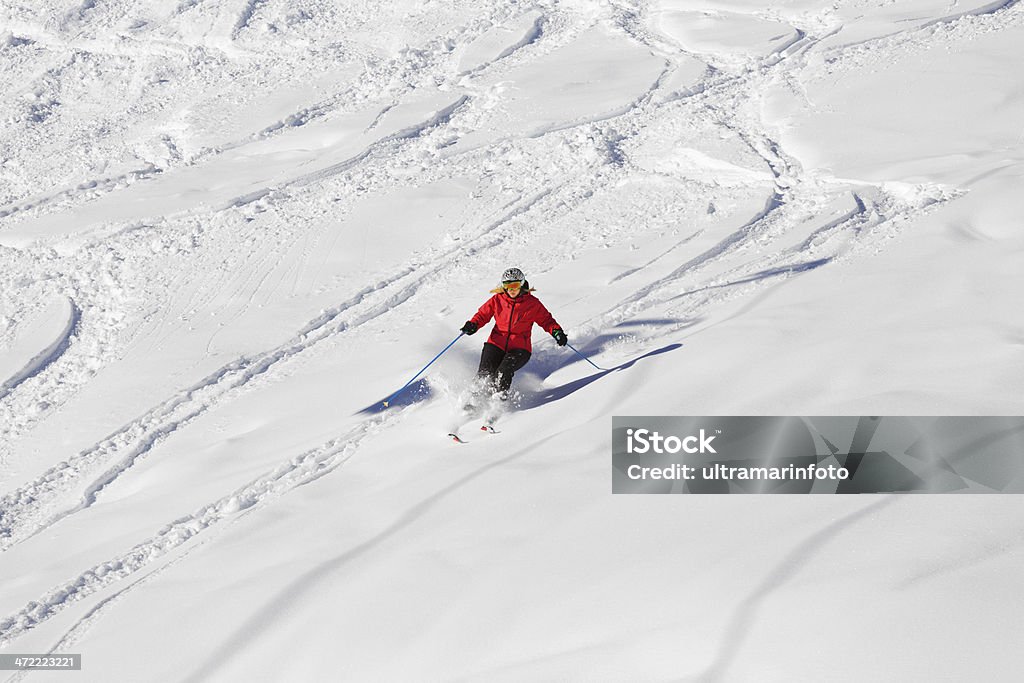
[566,341,608,371]
[382,332,464,407]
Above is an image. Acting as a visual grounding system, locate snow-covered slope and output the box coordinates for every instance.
[1,0,1022,680]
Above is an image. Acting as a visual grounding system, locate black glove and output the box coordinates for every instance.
[552,328,568,346]
[461,321,478,335]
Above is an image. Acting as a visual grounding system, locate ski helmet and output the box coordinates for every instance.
[502,267,525,282]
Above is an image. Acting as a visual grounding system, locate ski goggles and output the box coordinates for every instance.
[502,280,524,290]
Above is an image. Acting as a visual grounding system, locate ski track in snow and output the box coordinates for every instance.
[0,298,80,404]
[0,410,393,647]
[230,0,268,40]
[690,496,903,682]
[0,0,1019,655]
[0,166,162,222]
[0,3,527,224]
[558,3,961,339]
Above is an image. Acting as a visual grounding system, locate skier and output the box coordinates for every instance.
[460,267,567,402]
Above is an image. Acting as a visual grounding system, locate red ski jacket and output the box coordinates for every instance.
[469,289,560,354]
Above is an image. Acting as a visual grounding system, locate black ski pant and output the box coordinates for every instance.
[477,342,531,393]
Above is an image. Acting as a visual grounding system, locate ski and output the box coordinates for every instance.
[447,422,499,443]
[447,390,510,442]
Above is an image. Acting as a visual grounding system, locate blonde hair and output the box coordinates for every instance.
[491,284,536,294]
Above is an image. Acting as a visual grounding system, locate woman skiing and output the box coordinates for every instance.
[460,267,567,400]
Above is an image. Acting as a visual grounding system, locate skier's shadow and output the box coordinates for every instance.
[359,343,682,415]
[358,380,433,414]
[518,342,683,410]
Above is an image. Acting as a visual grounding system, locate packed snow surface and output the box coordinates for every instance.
[1,0,1023,680]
